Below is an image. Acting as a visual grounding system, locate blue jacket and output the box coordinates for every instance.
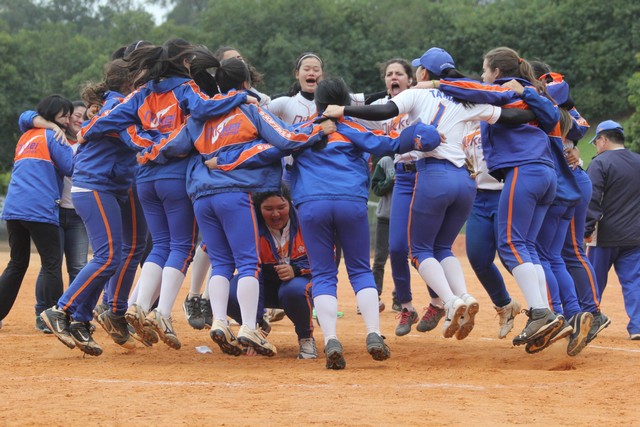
[439,77,559,181]
[2,113,74,225]
[138,102,327,201]
[80,77,247,183]
[73,91,139,196]
[290,118,440,206]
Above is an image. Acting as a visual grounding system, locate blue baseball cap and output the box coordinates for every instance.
[589,120,624,144]
[411,47,456,77]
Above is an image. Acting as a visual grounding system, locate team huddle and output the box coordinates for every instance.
[1,38,639,370]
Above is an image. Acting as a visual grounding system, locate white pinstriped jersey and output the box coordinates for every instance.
[391,88,501,167]
[267,92,367,125]
[462,124,503,191]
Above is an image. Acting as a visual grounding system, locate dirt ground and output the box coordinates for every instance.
[0,236,638,426]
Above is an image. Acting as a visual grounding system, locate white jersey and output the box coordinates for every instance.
[267,92,367,125]
[391,88,501,167]
[462,124,503,191]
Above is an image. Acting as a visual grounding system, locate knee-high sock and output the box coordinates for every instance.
[201,267,212,300]
[534,263,551,309]
[157,267,185,318]
[440,256,468,297]
[236,276,260,329]
[314,294,338,345]
[209,275,230,323]
[189,246,210,298]
[512,263,547,309]
[418,258,455,303]
[135,262,163,312]
[356,287,380,334]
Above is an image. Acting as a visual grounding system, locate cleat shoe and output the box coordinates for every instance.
[128,324,152,347]
[265,308,286,323]
[209,319,242,356]
[391,292,401,313]
[69,321,103,356]
[416,304,445,333]
[200,298,213,328]
[144,309,181,350]
[495,299,522,339]
[442,297,467,338]
[92,303,109,325]
[586,311,611,343]
[324,338,346,370]
[98,311,136,350]
[35,316,53,334]
[183,295,205,330]
[513,308,562,347]
[258,318,272,337]
[630,333,640,340]
[41,307,75,349]
[125,304,158,345]
[456,294,479,340]
[366,333,390,361]
[379,299,386,312]
[237,324,277,357]
[297,337,318,359]
[395,308,419,336]
[566,312,594,356]
[525,315,573,354]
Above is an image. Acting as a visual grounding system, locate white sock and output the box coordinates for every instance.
[135,262,163,312]
[534,263,550,309]
[429,297,444,308]
[512,263,546,309]
[209,275,230,323]
[314,294,338,345]
[189,246,210,298]
[440,256,468,296]
[236,276,260,330]
[201,267,211,300]
[128,282,138,306]
[157,267,185,318]
[356,287,380,334]
[401,302,415,311]
[417,258,455,302]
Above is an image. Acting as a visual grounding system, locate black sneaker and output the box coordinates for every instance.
[586,311,611,343]
[35,316,53,334]
[513,308,562,347]
[183,295,205,330]
[391,290,401,312]
[366,333,390,361]
[200,298,213,329]
[525,314,573,354]
[566,312,594,356]
[325,338,346,370]
[69,321,103,356]
[40,306,75,349]
[98,311,136,349]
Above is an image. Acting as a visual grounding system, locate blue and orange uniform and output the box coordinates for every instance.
[55,90,145,324]
[0,114,73,322]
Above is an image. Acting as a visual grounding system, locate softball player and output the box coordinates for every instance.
[436,47,564,350]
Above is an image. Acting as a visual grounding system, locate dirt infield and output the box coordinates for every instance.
[0,237,638,426]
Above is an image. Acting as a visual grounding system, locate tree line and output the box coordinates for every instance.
[0,0,638,172]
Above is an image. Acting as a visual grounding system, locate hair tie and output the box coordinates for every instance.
[518,57,523,64]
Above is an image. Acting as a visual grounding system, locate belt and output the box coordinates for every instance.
[395,162,416,172]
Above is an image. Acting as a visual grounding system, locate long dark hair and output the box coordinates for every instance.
[215,58,251,93]
[126,38,195,87]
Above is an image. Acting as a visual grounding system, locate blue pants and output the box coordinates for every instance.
[101,188,148,313]
[228,275,314,339]
[497,164,556,271]
[466,189,511,307]
[193,192,260,280]
[137,178,197,274]
[58,207,89,284]
[587,245,640,335]
[58,190,144,321]
[561,168,600,313]
[409,158,475,266]
[297,199,375,297]
[389,165,416,304]
[536,203,581,318]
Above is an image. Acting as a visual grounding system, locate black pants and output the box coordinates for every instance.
[0,220,63,320]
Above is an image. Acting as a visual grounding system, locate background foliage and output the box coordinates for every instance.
[0,0,638,171]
